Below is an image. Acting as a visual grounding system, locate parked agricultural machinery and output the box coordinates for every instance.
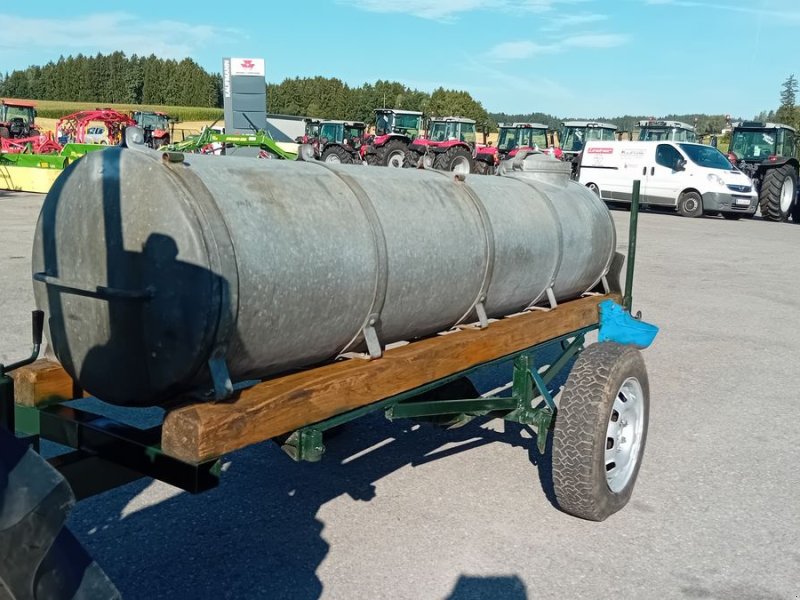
[405,116,494,174]
[132,110,172,148]
[638,119,697,142]
[0,99,40,139]
[56,110,136,146]
[166,127,297,160]
[295,118,320,144]
[364,109,423,168]
[559,121,618,161]
[727,121,800,222]
[311,120,367,164]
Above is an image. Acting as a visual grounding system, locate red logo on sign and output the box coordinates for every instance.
[587,147,613,154]
[241,59,255,69]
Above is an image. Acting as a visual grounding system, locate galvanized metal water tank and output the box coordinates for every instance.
[32,147,615,406]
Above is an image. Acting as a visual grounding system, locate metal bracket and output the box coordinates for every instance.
[363,315,383,359]
[208,354,233,400]
[281,428,325,462]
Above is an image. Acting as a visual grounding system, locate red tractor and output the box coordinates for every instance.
[364,109,423,168]
[472,122,563,174]
[0,99,39,139]
[313,120,367,164]
[405,117,495,175]
[295,118,320,144]
[132,111,171,148]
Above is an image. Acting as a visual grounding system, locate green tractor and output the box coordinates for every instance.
[727,121,799,222]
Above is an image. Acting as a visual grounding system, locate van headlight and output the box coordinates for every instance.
[707,173,725,186]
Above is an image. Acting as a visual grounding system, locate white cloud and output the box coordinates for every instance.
[342,0,590,21]
[0,12,236,59]
[488,32,628,61]
[540,13,608,31]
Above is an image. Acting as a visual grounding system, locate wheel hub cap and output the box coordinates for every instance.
[780,177,794,213]
[605,377,645,493]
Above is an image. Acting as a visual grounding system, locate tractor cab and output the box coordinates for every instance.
[638,119,697,142]
[728,122,796,164]
[319,120,366,148]
[297,118,320,144]
[132,111,171,148]
[559,121,617,159]
[0,100,38,139]
[374,109,423,138]
[497,122,549,156]
[427,117,477,145]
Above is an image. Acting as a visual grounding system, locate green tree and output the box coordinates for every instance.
[775,74,798,128]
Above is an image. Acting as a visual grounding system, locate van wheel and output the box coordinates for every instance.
[677,191,703,218]
[586,183,600,197]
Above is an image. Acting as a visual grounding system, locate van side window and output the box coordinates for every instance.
[655,144,682,169]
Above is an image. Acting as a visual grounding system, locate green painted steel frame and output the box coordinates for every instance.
[280,326,594,462]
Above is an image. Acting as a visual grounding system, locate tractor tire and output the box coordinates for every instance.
[364,152,380,166]
[0,429,121,599]
[677,191,703,218]
[759,164,797,222]
[379,140,407,168]
[472,160,494,176]
[722,213,741,220]
[432,146,473,175]
[552,342,649,521]
[404,149,424,168]
[321,145,354,165]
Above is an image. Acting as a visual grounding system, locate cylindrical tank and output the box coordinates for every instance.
[32,147,615,406]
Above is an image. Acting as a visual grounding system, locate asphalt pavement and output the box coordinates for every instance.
[1,190,798,600]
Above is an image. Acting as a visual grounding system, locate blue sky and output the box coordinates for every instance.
[2,0,799,117]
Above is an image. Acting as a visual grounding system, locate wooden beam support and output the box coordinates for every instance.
[11,359,79,407]
[162,294,616,463]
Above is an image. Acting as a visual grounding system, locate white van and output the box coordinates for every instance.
[578,141,758,219]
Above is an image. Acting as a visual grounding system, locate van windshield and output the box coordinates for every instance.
[678,144,734,170]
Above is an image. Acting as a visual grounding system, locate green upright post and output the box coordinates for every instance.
[623,180,641,313]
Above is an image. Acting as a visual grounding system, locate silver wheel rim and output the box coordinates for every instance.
[325,153,341,164]
[780,177,794,213]
[387,150,405,168]
[605,377,645,493]
[452,156,470,175]
[684,197,698,213]
[422,153,434,169]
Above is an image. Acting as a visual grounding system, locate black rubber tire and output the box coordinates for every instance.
[321,145,354,164]
[552,342,649,521]
[379,139,408,168]
[759,164,797,222]
[722,213,741,220]
[677,191,703,218]
[0,429,121,598]
[433,145,474,174]
[473,160,493,175]
[404,149,423,168]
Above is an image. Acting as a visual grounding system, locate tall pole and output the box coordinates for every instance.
[623,180,641,313]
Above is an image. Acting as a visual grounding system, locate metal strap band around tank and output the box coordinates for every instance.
[161,155,241,399]
[509,176,565,309]
[428,171,496,329]
[306,162,390,359]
